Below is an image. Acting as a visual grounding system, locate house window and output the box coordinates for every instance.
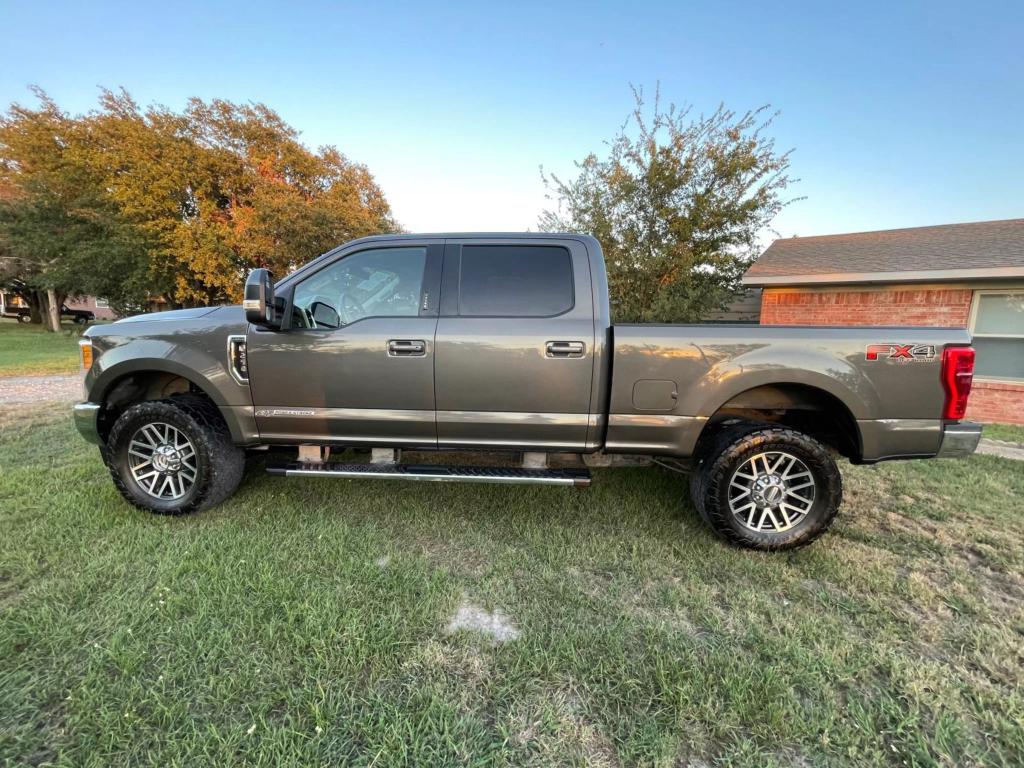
[94,297,110,309]
[971,291,1024,382]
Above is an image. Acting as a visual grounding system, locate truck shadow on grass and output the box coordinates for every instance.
[235,448,709,573]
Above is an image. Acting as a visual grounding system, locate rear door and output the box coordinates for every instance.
[434,238,596,450]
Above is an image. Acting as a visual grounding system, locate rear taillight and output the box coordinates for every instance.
[941,346,975,420]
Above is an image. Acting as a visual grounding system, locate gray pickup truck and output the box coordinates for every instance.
[73,233,981,549]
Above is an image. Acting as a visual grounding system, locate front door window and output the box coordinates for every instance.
[291,247,427,328]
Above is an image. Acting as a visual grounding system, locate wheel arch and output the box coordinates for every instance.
[91,361,224,443]
[696,381,863,460]
[92,358,227,407]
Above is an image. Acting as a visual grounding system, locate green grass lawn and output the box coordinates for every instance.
[982,422,1024,444]
[1,405,1022,767]
[0,320,84,376]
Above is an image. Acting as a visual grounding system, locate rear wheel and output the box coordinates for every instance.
[690,425,842,550]
[103,395,245,515]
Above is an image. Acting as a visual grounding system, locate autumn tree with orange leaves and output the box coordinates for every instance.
[0,88,397,325]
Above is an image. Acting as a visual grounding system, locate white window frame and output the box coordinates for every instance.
[969,288,1024,383]
[94,297,110,309]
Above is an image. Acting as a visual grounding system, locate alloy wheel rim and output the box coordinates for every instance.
[128,422,197,501]
[728,451,815,533]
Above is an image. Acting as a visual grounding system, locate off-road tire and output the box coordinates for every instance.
[690,425,842,550]
[102,394,245,515]
[689,421,771,523]
[17,314,32,324]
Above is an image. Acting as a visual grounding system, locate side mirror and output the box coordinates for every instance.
[309,300,340,329]
[243,268,276,327]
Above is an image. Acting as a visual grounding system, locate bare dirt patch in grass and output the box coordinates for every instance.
[445,596,521,643]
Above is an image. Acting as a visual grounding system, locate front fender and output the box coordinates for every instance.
[86,331,250,409]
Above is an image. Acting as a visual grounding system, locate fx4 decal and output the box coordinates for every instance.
[865,343,937,363]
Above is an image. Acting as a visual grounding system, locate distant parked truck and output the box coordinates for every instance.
[1,302,95,324]
[73,234,981,550]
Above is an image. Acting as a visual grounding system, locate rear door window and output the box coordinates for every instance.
[458,245,573,317]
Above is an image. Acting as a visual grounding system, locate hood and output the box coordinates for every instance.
[114,307,221,324]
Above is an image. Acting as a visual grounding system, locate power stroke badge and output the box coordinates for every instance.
[865,343,937,363]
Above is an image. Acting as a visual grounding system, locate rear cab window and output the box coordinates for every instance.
[457,245,573,317]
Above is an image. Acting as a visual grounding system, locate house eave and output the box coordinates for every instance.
[742,266,1024,287]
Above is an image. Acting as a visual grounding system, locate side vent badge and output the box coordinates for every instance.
[228,335,249,384]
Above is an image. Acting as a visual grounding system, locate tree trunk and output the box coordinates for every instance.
[27,291,45,324]
[44,289,61,332]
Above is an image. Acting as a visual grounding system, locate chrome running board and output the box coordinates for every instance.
[266,461,591,487]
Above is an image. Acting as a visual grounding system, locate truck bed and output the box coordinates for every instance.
[606,324,972,461]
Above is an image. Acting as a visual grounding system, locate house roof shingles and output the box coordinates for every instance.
[743,218,1024,286]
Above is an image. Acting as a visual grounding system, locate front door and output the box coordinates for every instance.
[433,238,596,450]
[247,242,443,447]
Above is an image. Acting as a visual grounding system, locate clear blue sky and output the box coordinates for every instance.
[2,0,1021,242]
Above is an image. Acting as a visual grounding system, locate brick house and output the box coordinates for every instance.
[742,218,1024,425]
[64,295,117,321]
[1,292,118,321]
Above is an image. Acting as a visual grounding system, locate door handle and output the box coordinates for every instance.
[546,340,585,358]
[387,339,426,356]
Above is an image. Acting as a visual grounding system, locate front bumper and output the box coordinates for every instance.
[936,421,982,458]
[73,402,102,445]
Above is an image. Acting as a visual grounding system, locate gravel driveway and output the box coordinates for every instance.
[0,374,82,404]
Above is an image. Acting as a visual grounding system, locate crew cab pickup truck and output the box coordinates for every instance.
[73,234,982,550]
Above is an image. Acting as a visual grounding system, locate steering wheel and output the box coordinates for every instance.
[338,292,368,325]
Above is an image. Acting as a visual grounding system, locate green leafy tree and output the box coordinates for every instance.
[539,87,795,323]
[0,91,153,329]
[0,183,154,328]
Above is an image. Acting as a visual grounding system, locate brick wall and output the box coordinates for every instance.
[760,286,973,326]
[967,381,1024,425]
[759,284,1021,425]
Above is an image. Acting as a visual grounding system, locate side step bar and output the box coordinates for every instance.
[266,461,591,487]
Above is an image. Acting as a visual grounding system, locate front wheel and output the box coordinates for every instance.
[103,395,245,515]
[18,314,32,324]
[690,426,843,550]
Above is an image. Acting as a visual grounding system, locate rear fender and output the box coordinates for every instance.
[688,349,876,421]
